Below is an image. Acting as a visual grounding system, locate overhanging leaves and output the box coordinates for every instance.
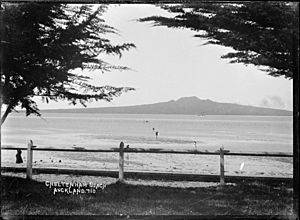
[1,3,136,123]
[140,2,299,79]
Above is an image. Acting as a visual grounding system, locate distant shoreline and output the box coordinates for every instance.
[13,111,293,117]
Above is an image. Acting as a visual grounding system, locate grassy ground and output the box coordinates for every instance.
[0,175,296,217]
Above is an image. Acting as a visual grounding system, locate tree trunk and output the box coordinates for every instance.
[1,104,11,125]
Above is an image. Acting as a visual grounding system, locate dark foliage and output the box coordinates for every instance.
[140,2,299,79]
[0,3,135,123]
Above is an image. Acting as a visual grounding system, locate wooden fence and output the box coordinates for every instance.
[2,140,293,185]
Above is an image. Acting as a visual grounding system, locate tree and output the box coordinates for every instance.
[0,3,136,124]
[141,2,299,215]
[140,2,299,79]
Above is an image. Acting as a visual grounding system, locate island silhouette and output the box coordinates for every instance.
[41,96,292,116]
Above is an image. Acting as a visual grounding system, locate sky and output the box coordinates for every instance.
[34,4,293,111]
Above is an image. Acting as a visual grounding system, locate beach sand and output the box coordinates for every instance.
[1,148,293,179]
[2,171,224,188]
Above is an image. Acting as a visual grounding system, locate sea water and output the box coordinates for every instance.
[1,113,293,176]
[1,113,293,153]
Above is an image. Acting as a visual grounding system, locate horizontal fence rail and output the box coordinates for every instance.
[2,146,293,157]
[1,141,293,185]
[1,167,293,186]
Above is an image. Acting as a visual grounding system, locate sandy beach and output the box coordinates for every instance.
[1,148,293,179]
[2,114,293,181]
[2,171,224,188]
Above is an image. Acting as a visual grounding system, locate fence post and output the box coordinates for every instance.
[118,141,125,183]
[220,147,225,186]
[26,140,33,180]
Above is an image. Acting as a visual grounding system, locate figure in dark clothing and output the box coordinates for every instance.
[16,149,23,164]
[156,131,159,140]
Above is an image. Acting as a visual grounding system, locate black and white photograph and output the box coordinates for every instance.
[0,1,298,218]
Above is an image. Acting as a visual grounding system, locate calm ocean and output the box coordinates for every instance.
[2,113,292,153]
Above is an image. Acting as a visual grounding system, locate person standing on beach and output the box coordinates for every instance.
[16,149,23,164]
[156,131,159,140]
